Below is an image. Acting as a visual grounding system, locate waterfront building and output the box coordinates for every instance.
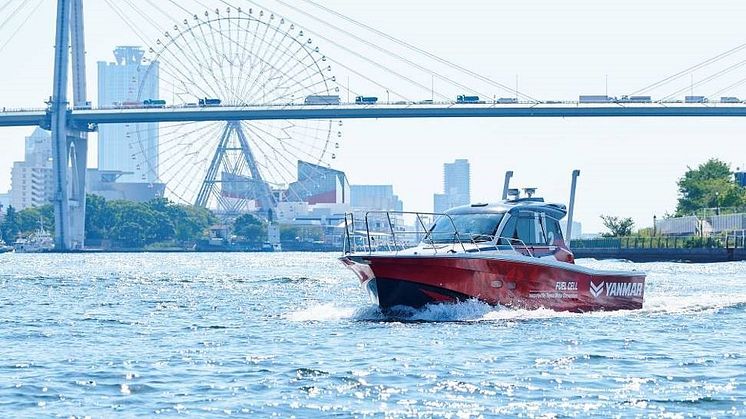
[274,201,310,223]
[86,169,165,202]
[350,185,403,211]
[97,46,159,183]
[286,161,349,205]
[9,128,54,210]
[433,159,471,213]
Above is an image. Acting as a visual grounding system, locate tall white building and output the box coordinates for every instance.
[434,159,471,213]
[97,46,159,183]
[9,128,54,210]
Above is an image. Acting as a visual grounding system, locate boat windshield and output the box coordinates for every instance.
[426,213,504,244]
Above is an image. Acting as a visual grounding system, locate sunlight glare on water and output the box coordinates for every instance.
[0,252,744,417]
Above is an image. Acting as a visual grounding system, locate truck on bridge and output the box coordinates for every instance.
[199,98,222,107]
[579,95,615,103]
[685,96,707,103]
[116,101,143,109]
[143,99,166,108]
[355,96,378,104]
[456,95,483,104]
[304,95,341,105]
[618,95,652,103]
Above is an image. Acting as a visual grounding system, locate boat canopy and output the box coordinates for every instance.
[445,199,567,220]
[426,199,568,246]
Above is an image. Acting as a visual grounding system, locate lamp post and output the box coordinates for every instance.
[715,191,721,216]
[653,215,657,237]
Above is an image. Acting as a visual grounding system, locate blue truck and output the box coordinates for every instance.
[143,99,166,108]
[456,95,481,104]
[355,96,378,104]
[199,98,222,107]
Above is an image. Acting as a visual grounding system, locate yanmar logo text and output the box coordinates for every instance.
[590,281,643,298]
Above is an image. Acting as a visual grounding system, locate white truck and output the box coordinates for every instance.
[304,95,341,105]
[579,95,615,103]
[685,96,707,103]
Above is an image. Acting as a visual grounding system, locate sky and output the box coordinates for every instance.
[1,0,746,233]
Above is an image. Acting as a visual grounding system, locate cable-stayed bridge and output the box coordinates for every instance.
[2,0,746,250]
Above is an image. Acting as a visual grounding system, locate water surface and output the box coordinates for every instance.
[0,253,744,416]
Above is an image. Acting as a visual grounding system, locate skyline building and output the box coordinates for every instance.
[286,161,350,205]
[86,169,165,203]
[433,159,471,213]
[9,128,54,210]
[97,46,159,183]
[351,185,403,211]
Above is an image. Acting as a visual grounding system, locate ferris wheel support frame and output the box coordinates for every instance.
[234,121,277,214]
[194,121,277,216]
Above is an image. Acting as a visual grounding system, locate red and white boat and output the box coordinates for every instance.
[340,171,645,312]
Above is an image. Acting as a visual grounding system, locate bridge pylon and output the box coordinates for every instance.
[50,0,89,250]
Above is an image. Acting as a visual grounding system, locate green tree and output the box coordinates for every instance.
[85,194,115,240]
[172,205,215,242]
[108,200,166,247]
[16,205,54,234]
[111,221,148,248]
[280,225,323,242]
[233,214,266,243]
[0,205,19,243]
[676,158,746,215]
[600,215,634,237]
[145,198,214,242]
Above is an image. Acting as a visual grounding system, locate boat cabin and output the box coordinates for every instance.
[428,198,568,249]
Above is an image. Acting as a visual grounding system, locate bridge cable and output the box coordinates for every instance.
[0,0,29,33]
[218,0,429,102]
[214,0,438,102]
[297,0,540,103]
[0,0,43,55]
[707,76,746,101]
[629,41,746,96]
[0,0,18,16]
[659,57,746,102]
[273,0,494,102]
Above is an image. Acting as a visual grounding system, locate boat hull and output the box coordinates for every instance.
[341,254,645,312]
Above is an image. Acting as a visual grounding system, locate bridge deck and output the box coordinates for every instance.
[3,104,746,127]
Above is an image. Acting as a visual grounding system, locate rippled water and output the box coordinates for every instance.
[0,253,744,417]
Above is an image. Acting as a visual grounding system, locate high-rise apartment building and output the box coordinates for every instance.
[433,159,470,213]
[9,128,54,210]
[97,46,159,183]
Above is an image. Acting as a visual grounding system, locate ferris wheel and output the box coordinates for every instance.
[128,7,342,214]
